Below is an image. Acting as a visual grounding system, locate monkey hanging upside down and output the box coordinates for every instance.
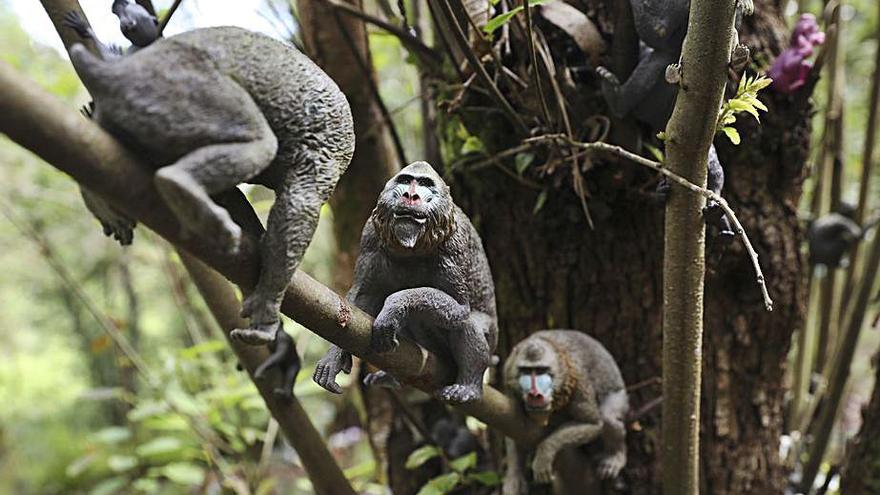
[313,161,499,404]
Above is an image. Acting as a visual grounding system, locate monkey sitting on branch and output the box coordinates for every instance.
[502,330,628,493]
[313,161,498,404]
[66,24,355,395]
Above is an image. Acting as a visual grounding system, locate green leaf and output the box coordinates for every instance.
[180,339,227,359]
[656,131,667,141]
[644,143,664,163]
[720,126,741,145]
[483,0,550,34]
[466,470,503,487]
[532,190,548,214]
[107,455,138,473]
[91,426,131,444]
[132,478,159,493]
[161,462,205,485]
[89,477,127,495]
[405,445,442,470]
[417,472,462,495]
[66,453,98,478]
[460,136,486,155]
[450,452,477,473]
[136,436,184,458]
[515,152,535,175]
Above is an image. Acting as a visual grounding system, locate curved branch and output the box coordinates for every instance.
[0,60,541,447]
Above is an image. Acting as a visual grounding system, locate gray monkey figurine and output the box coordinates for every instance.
[313,161,498,404]
[502,330,628,493]
[596,0,754,240]
[66,26,354,354]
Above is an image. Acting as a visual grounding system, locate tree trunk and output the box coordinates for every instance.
[297,0,399,291]
[442,0,807,493]
[841,350,880,495]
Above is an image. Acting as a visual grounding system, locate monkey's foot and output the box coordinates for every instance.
[230,320,281,346]
[596,451,626,479]
[313,348,353,394]
[436,384,482,404]
[363,370,401,389]
[729,44,750,73]
[62,11,92,39]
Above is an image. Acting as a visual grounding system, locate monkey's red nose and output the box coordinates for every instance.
[402,180,421,205]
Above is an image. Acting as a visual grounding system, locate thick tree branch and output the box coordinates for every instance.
[0,60,540,447]
[178,252,356,495]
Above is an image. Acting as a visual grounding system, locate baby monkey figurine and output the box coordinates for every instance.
[313,162,498,404]
[503,330,628,493]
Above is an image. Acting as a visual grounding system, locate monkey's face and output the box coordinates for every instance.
[373,162,455,254]
[115,3,159,47]
[517,367,555,414]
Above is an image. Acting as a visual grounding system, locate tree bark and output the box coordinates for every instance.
[297,0,399,290]
[841,349,880,495]
[445,1,807,493]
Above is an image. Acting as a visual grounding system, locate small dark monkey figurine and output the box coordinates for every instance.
[66,25,355,391]
[502,330,628,493]
[64,0,159,61]
[596,0,754,239]
[808,205,867,269]
[313,161,498,404]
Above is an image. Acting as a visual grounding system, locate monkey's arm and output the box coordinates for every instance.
[596,47,678,119]
[531,421,604,483]
[62,11,119,61]
[370,287,470,352]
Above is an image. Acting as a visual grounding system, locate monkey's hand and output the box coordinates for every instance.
[363,370,401,389]
[80,187,136,245]
[729,43,750,73]
[231,317,281,346]
[313,346,352,394]
[371,310,401,353]
[596,451,626,480]
[531,445,557,484]
[62,11,92,39]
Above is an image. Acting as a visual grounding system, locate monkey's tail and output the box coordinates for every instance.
[69,44,113,94]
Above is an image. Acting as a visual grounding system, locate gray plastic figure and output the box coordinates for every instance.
[312,161,498,404]
[67,26,355,350]
[502,330,628,492]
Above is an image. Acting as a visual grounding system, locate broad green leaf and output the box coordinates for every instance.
[161,462,205,485]
[467,470,503,486]
[515,152,535,175]
[66,453,98,478]
[89,477,127,495]
[417,472,462,495]
[107,455,138,472]
[406,445,442,470]
[91,426,131,444]
[136,436,184,458]
[483,0,550,34]
[450,452,477,472]
[720,126,741,145]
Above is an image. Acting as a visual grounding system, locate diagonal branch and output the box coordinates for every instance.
[0,60,542,448]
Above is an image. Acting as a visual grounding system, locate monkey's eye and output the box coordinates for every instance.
[535,373,553,394]
[416,177,435,188]
[518,375,532,392]
[395,174,414,185]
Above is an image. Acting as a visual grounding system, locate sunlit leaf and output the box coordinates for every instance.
[417,472,462,495]
[515,152,535,175]
[467,470,503,486]
[406,445,442,470]
[533,190,548,214]
[450,452,477,472]
[161,462,205,485]
[107,455,138,473]
[136,437,184,458]
[91,426,131,444]
[720,126,741,145]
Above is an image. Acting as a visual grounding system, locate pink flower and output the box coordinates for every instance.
[769,14,825,93]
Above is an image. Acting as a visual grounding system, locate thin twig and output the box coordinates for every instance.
[436,0,529,134]
[522,0,553,128]
[527,134,774,311]
[157,0,182,36]
[314,0,442,71]
[332,9,407,166]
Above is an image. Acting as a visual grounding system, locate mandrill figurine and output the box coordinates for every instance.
[503,330,628,492]
[313,161,498,404]
[66,22,354,396]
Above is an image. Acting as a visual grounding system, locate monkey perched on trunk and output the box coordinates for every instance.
[67,26,355,392]
[313,161,498,404]
[503,330,628,493]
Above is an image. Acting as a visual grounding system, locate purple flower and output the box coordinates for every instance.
[769,14,825,93]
